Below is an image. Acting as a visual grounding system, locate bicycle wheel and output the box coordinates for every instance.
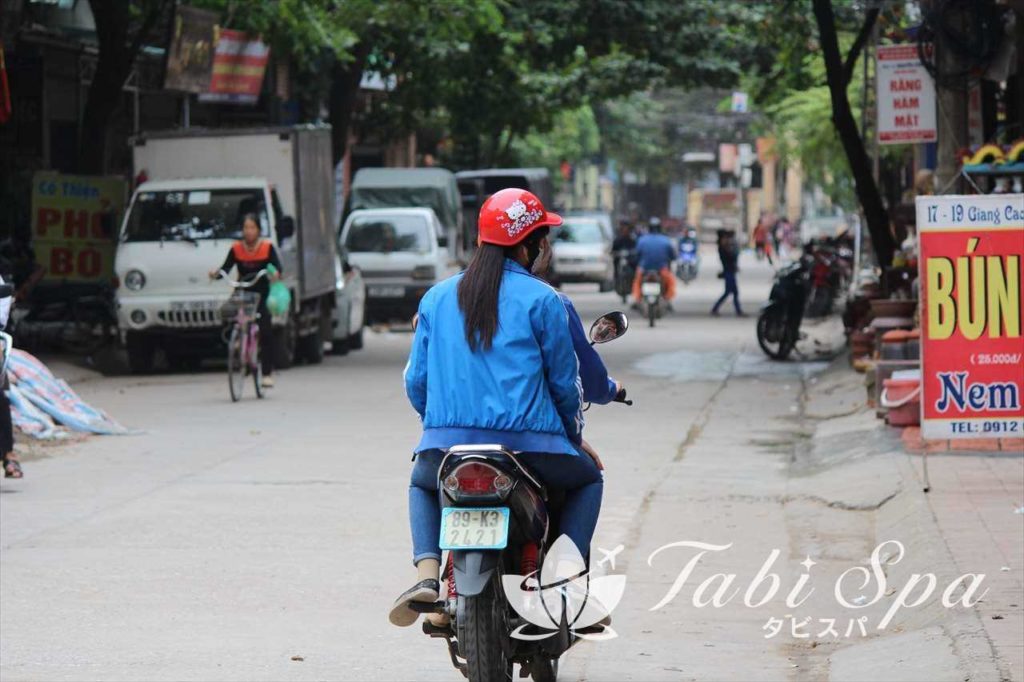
[227,325,245,402]
[252,325,264,399]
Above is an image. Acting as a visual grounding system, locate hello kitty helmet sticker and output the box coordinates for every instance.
[477,188,562,247]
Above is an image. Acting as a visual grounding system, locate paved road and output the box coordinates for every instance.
[3,250,1007,681]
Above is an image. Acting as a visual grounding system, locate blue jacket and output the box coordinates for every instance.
[636,233,677,271]
[559,293,617,405]
[405,259,584,455]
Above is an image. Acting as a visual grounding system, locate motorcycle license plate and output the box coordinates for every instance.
[641,282,662,296]
[439,507,510,550]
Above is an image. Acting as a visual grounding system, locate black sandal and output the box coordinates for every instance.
[3,456,23,479]
[388,579,439,627]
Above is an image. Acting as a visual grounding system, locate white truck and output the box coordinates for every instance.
[115,125,365,373]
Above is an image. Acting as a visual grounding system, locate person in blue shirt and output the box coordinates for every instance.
[631,218,677,305]
[390,189,604,628]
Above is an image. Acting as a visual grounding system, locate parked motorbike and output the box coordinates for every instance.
[756,260,808,360]
[805,250,834,319]
[414,312,631,682]
[613,250,635,304]
[676,239,699,285]
[804,240,853,319]
[13,283,117,355]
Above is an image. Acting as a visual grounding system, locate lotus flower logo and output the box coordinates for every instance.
[501,535,626,641]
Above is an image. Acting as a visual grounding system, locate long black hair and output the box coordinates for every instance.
[458,227,549,351]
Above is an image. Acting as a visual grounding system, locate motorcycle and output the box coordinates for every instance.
[414,312,631,682]
[756,260,808,360]
[613,250,635,304]
[675,240,699,285]
[804,239,853,319]
[640,272,665,328]
[13,283,117,355]
[805,250,834,319]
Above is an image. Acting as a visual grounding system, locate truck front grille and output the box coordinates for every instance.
[157,309,222,328]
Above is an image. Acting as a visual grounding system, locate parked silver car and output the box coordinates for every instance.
[550,217,614,291]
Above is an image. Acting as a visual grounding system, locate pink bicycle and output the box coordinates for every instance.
[217,269,267,402]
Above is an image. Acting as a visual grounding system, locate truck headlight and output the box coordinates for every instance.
[125,270,146,291]
[411,265,436,281]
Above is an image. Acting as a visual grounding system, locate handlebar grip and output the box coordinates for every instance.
[614,387,632,405]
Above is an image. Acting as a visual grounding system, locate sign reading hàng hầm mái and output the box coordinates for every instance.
[877,44,937,145]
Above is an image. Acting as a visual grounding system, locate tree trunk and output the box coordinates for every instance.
[328,44,370,167]
[79,0,169,174]
[812,0,895,269]
[78,52,130,174]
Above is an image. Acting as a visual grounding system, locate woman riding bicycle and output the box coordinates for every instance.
[209,214,282,388]
[390,188,602,627]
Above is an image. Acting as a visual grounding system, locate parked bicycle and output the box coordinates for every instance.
[215,269,268,402]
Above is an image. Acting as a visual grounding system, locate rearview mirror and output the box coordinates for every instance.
[589,312,628,344]
[278,216,296,240]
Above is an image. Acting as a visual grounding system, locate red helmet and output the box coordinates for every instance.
[477,188,562,247]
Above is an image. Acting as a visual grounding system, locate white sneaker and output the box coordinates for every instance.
[261,376,275,388]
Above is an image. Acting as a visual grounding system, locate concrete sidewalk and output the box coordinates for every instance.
[817,366,1024,681]
[904,444,1024,681]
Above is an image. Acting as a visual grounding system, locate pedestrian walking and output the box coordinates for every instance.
[711,230,745,317]
[0,268,21,479]
[753,213,774,265]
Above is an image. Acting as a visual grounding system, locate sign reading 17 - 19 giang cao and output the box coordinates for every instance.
[916,194,1024,440]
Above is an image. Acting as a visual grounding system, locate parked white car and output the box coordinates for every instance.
[339,208,454,323]
[550,217,614,291]
[566,209,614,242]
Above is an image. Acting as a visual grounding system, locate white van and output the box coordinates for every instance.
[339,208,453,323]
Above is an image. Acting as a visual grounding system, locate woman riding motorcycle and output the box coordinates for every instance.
[390,188,602,627]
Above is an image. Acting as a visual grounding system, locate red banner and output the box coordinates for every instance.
[916,194,1024,440]
[0,40,11,124]
[199,29,269,105]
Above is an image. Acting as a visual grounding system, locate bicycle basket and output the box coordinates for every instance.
[219,291,261,321]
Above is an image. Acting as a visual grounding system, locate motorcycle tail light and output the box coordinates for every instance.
[451,462,501,495]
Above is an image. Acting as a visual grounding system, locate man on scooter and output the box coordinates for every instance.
[631,217,677,307]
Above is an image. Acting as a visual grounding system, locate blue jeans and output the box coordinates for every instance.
[409,450,604,564]
[713,270,743,314]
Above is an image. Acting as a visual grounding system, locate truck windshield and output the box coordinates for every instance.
[124,189,268,242]
[345,216,431,253]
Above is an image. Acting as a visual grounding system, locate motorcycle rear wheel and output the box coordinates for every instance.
[461,593,513,682]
